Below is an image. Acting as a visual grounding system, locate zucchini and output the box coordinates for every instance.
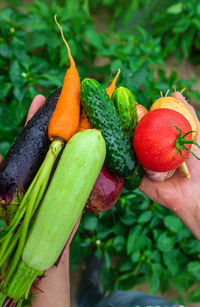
[5,129,106,301]
[81,78,135,178]
[112,86,137,137]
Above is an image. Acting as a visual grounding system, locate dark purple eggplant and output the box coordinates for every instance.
[0,88,62,224]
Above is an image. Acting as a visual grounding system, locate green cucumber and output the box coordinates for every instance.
[112,86,137,138]
[112,86,143,187]
[124,163,143,191]
[81,78,135,178]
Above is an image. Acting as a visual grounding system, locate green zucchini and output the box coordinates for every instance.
[5,129,106,301]
[112,86,137,138]
[81,78,135,178]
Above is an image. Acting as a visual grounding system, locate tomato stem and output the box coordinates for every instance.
[170,121,200,160]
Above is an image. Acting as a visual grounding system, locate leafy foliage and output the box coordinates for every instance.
[0,0,200,303]
[97,0,200,63]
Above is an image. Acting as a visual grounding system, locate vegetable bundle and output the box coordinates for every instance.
[0,16,199,306]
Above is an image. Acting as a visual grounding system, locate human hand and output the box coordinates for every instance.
[139,91,200,241]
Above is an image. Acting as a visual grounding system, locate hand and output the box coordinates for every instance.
[139,91,200,241]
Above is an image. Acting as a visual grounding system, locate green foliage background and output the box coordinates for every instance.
[0,0,200,304]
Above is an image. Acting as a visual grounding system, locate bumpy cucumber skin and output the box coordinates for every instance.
[22,129,106,271]
[81,78,135,178]
[112,86,138,136]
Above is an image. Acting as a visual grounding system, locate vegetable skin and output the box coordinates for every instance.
[0,88,61,224]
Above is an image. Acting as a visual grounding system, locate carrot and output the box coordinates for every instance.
[48,15,80,142]
[78,112,91,132]
[78,69,120,132]
[106,68,120,98]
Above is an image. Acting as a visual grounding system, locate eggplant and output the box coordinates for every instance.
[0,88,62,224]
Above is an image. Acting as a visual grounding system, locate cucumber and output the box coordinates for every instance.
[124,163,143,191]
[81,78,135,178]
[112,86,137,138]
[113,86,143,188]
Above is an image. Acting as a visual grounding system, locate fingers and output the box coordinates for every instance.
[171,91,200,144]
[171,91,199,121]
[25,95,46,126]
[66,215,81,246]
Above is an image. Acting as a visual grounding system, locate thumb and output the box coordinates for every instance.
[25,95,46,126]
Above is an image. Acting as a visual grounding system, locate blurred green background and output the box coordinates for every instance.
[1,0,200,304]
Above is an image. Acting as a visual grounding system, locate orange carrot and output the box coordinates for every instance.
[78,69,120,132]
[106,68,120,98]
[48,16,80,141]
[78,112,91,132]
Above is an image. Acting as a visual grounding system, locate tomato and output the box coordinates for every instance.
[133,108,193,172]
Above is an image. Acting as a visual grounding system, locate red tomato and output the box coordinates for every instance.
[133,108,193,172]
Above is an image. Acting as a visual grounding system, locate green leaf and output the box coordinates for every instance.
[0,83,12,98]
[101,266,115,292]
[130,251,140,263]
[0,140,12,157]
[83,214,98,231]
[187,261,200,279]
[157,233,175,252]
[34,0,49,17]
[104,251,111,269]
[138,211,152,223]
[8,98,27,126]
[126,225,141,255]
[150,263,162,293]
[0,44,12,58]
[0,219,5,231]
[127,226,150,255]
[113,236,125,252]
[150,271,160,294]
[9,60,24,86]
[187,284,200,302]
[182,29,196,57]
[164,215,183,233]
[167,3,184,15]
[193,18,200,30]
[30,32,48,49]
[163,250,179,275]
[173,19,190,34]
[85,29,102,49]
[120,261,133,272]
[13,86,26,101]
[130,63,148,89]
